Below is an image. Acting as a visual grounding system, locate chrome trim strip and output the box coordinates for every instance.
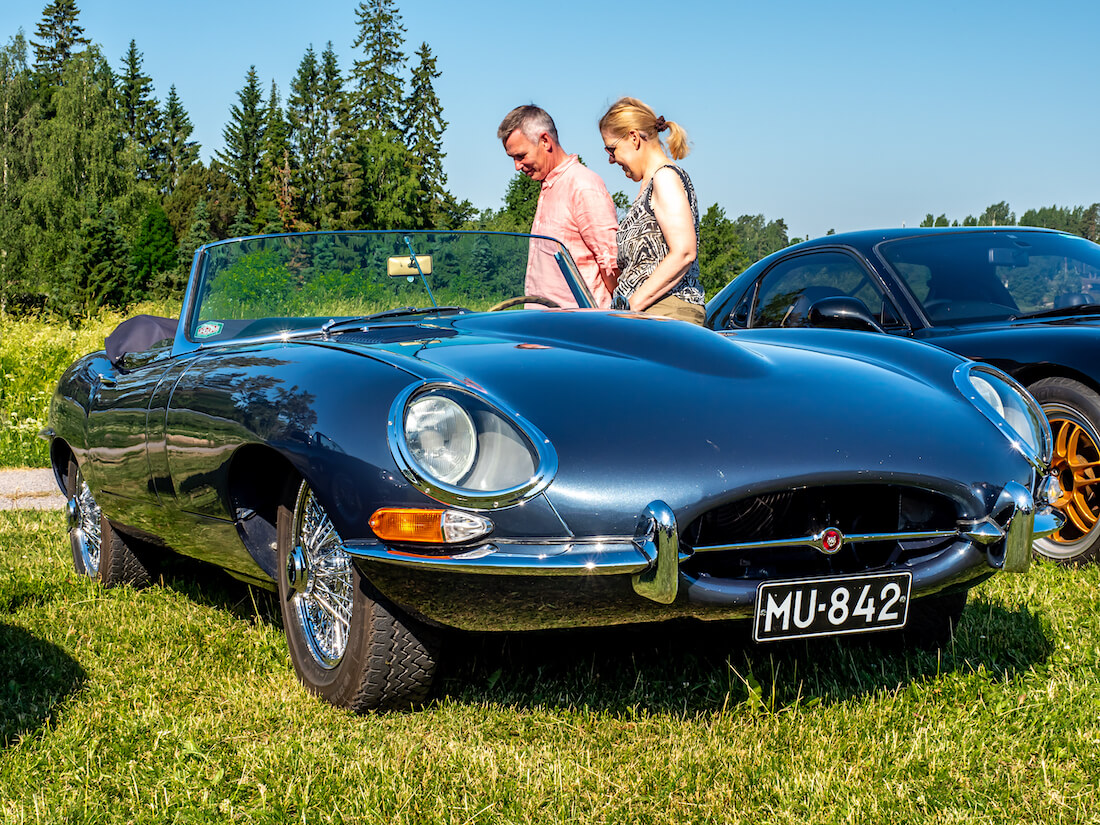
[960,520,1004,545]
[344,540,648,576]
[691,528,961,556]
[953,363,1053,471]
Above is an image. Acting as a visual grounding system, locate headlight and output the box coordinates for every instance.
[404,396,476,484]
[954,363,1052,468]
[389,382,557,509]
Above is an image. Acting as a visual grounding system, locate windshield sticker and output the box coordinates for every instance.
[195,321,223,339]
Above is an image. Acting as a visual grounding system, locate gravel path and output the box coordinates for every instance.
[0,468,65,510]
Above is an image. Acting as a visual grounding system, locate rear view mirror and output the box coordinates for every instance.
[989,248,1028,267]
[388,255,433,276]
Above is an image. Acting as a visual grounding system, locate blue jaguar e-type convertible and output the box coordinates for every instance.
[43,230,1061,711]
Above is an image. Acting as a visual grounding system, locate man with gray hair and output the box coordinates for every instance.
[498,105,619,308]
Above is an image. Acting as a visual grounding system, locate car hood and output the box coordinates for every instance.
[916,314,1100,380]
[335,311,1033,534]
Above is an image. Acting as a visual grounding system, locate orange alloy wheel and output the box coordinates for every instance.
[1049,413,1100,538]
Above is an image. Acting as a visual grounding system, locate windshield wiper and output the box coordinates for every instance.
[320,307,465,334]
[1010,304,1100,321]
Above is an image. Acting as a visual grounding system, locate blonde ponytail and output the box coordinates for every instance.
[599,97,690,159]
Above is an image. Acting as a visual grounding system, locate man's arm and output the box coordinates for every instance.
[573,184,620,299]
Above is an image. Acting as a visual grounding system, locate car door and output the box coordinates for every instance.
[83,345,177,526]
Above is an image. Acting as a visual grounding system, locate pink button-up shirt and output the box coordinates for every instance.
[527,155,619,308]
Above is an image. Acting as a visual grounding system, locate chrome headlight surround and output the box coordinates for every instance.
[953,363,1052,471]
[388,381,558,510]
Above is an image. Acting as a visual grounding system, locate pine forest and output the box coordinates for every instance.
[1,0,1098,320]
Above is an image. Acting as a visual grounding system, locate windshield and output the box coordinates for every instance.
[879,231,1100,325]
[186,231,591,343]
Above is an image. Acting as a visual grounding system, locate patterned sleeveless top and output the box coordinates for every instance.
[614,164,705,306]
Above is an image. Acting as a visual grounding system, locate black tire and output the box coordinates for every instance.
[867,590,966,652]
[276,479,437,712]
[1028,377,1100,564]
[65,458,151,588]
[898,590,967,649]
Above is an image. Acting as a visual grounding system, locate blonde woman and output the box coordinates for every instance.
[599,97,704,324]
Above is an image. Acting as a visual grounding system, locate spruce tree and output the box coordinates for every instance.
[317,43,346,228]
[31,0,90,86]
[288,44,344,230]
[345,0,417,228]
[404,42,453,228]
[158,85,199,195]
[71,206,130,314]
[129,201,177,299]
[0,33,39,310]
[163,161,237,243]
[118,39,161,181]
[348,0,406,134]
[287,45,322,228]
[228,204,253,238]
[260,80,295,231]
[216,66,265,220]
[177,197,211,276]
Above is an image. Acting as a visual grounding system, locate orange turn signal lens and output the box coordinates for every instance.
[369,508,493,544]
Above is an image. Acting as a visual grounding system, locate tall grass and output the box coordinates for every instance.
[2,508,1100,823]
[0,303,178,468]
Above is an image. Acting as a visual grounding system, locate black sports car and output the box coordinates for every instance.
[44,230,1060,711]
[707,226,1100,564]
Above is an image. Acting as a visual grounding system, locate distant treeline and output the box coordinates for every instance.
[919,201,1100,240]
[1,1,1094,319]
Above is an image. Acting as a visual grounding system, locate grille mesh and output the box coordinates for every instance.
[682,485,959,580]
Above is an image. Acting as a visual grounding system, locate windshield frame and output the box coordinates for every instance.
[174,230,591,353]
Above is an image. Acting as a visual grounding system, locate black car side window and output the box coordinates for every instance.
[752,252,896,328]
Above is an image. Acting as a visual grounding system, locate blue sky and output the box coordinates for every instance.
[4,0,1099,240]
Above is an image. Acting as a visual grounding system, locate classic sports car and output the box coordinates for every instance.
[44,230,1061,711]
[706,226,1100,564]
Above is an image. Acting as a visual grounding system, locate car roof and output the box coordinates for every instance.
[787,225,1073,253]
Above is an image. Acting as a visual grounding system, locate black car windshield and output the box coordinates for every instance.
[186,231,591,343]
[879,231,1100,325]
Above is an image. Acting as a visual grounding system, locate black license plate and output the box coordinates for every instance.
[754,572,912,642]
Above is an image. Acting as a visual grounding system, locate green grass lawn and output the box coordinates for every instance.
[2,508,1099,823]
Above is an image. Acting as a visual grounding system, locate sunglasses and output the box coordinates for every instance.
[604,134,627,160]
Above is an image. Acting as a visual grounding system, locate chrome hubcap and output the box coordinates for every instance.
[70,472,102,577]
[285,544,310,596]
[290,483,353,669]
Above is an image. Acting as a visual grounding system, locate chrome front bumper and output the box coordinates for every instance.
[345,481,1062,606]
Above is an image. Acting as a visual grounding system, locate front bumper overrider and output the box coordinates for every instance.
[344,480,1062,610]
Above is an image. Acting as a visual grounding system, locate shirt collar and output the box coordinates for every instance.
[541,154,579,190]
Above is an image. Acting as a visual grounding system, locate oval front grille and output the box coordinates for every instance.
[682,485,961,580]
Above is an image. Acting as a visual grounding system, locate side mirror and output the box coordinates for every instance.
[807,296,884,333]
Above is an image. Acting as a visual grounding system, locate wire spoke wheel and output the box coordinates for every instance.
[278,478,438,711]
[288,484,354,669]
[65,458,152,586]
[67,463,103,577]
